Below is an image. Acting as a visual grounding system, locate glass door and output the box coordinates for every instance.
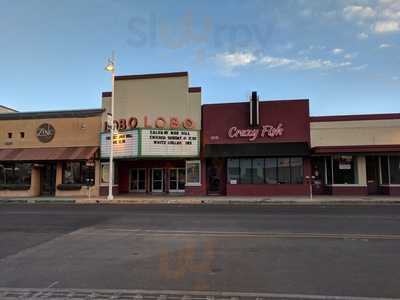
[41,163,56,196]
[129,168,146,192]
[169,168,185,192]
[152,168,164,193]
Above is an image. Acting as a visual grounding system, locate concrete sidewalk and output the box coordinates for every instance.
[1,195,400,205]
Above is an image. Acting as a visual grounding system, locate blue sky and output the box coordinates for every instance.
[0,0,399,116]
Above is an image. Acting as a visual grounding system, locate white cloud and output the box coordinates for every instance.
[350,64,368,71]
[373,20,400,32]
[332,48,344,54]
[393,76,399,81]
[216,52,257,67]
[379,43,392,48]
[358,32,369,39]
[344,53,358,60]
[344,5,376,19]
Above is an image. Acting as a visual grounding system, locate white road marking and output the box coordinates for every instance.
[92,228,400,240]
[0,287,398,300]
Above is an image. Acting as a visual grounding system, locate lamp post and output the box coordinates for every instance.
[105,52,116,201]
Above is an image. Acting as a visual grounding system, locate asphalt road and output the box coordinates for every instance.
[1,203,400,299]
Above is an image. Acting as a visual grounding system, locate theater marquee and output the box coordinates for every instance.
[100,129,199,158]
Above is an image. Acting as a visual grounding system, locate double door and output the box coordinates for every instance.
[169,168,185,193]
[129,168,146,192]
[129,168,185,193]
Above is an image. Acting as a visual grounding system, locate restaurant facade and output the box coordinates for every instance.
[1,71,400,197]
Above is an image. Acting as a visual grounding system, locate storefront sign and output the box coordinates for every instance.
[36,123,55,143]
[141,129,199,157]
[104,116,195,131]
[100,130,139,158]
[228,123,284,141]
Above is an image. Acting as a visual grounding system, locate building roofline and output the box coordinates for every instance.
[188,87,201,93]
[202,99,309,107]
[115,71,188,81]
[0,108,104,120]
[310,113,400,122]
[0,105,17,112]
[102,91,112,97]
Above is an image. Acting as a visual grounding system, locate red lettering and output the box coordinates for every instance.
[183,118,194,129]
[128,117,138,129]
[113,120,119,131]
[155,117,167,128]
[119,119,127,130]
[144,116,152,128]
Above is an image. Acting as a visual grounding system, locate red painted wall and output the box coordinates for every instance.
[202,100,310,145]
[331,186,368,196]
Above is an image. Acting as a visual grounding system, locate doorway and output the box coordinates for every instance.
[152,168,164,192]
[129,168,146,192]
[206,158,226,195]
[40,163,57,196]
[169,168,185,193]
[366,156,381,195]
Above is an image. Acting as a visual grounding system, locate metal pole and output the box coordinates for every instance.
[107,54,115,201]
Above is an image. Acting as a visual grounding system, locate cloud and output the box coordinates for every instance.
[373,20,400,32]
[215,51,353,74]
[216,52,257,67]
[379,43,392,48]
[344,53,358,60]
[357,32,369,39]
[332,48,344,55]
[393,76,399,81]
[350,64,368,71]
[343,5,376,19]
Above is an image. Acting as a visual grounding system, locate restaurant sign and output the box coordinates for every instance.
[228,123,284,141]
[36,123,55,143]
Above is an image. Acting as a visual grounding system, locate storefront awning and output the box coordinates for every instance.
[312,145,400,155]
[204,142,310,158]
[0,146,98,161]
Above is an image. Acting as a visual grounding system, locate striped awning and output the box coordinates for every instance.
[0,147,98,161]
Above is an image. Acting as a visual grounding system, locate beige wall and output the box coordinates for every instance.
[311,119,400,147]
[102,75,202,130]
[0,106,16,113]
[0,116,102,149]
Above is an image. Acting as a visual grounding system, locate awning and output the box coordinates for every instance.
[204,142,310,158]
[312,145,400,155]
[0,147,98,161]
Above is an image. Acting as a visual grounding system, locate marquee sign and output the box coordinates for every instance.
[141,129,199,157]
[228,123,284,141]
[100,130,139,158]
[100,129,199,158]
[36,123,55,143]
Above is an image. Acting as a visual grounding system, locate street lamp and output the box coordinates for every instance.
[105,52,116,201]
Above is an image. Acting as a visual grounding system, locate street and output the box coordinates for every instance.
[0,204,400,299]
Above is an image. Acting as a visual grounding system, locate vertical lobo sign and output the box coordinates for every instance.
[36,123,55,143]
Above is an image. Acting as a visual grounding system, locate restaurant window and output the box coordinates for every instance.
[332,156,357,184]
[0,163,32,185]
[239,158,252,184]
[227,159,240,184]
[253,158,264,184]
[186,160,201,186]
[389,156,400,184]
[265,158,278,184]
[380,156,389,184]
[62,162,82,184]
[277,158,291,184]
[227,157,304,184]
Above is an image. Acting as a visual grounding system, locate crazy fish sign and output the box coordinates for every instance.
[228,123,284,141]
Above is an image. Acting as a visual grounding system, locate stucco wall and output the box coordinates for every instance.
[0,116,102,149]
[102,75,201,130]
[311,119,400,147]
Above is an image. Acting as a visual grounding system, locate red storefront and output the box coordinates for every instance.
[202,92,312,196]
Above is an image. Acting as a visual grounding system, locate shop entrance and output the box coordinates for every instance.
[169,168,185,193]
[40,163,57,196]
[206,158,226,195]
[129,168,146,192]
[366,156,381,195]
[151,168,164,192]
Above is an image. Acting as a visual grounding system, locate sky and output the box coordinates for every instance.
[0,0,399,116]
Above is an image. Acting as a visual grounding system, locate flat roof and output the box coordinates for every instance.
[0,108,104,120]
[115,71,188,81]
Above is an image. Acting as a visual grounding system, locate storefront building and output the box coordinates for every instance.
[99,72,205,195]
[203,92,311,196]
[310,114,400,196]
[0,109,103,197]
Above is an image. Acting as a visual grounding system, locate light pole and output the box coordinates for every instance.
[105,52,116,201]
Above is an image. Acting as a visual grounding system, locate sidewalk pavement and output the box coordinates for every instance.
[1,195,400,205]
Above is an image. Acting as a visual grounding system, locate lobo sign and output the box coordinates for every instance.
[228,123,284,141]
[104,116,195,131]
[36,123,55,143]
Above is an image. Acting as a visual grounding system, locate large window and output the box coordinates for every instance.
[227,157,304,184]
[63,162,95,185]
[381,156,400,185]
[325,156,358,185]
[0,163,32,185]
